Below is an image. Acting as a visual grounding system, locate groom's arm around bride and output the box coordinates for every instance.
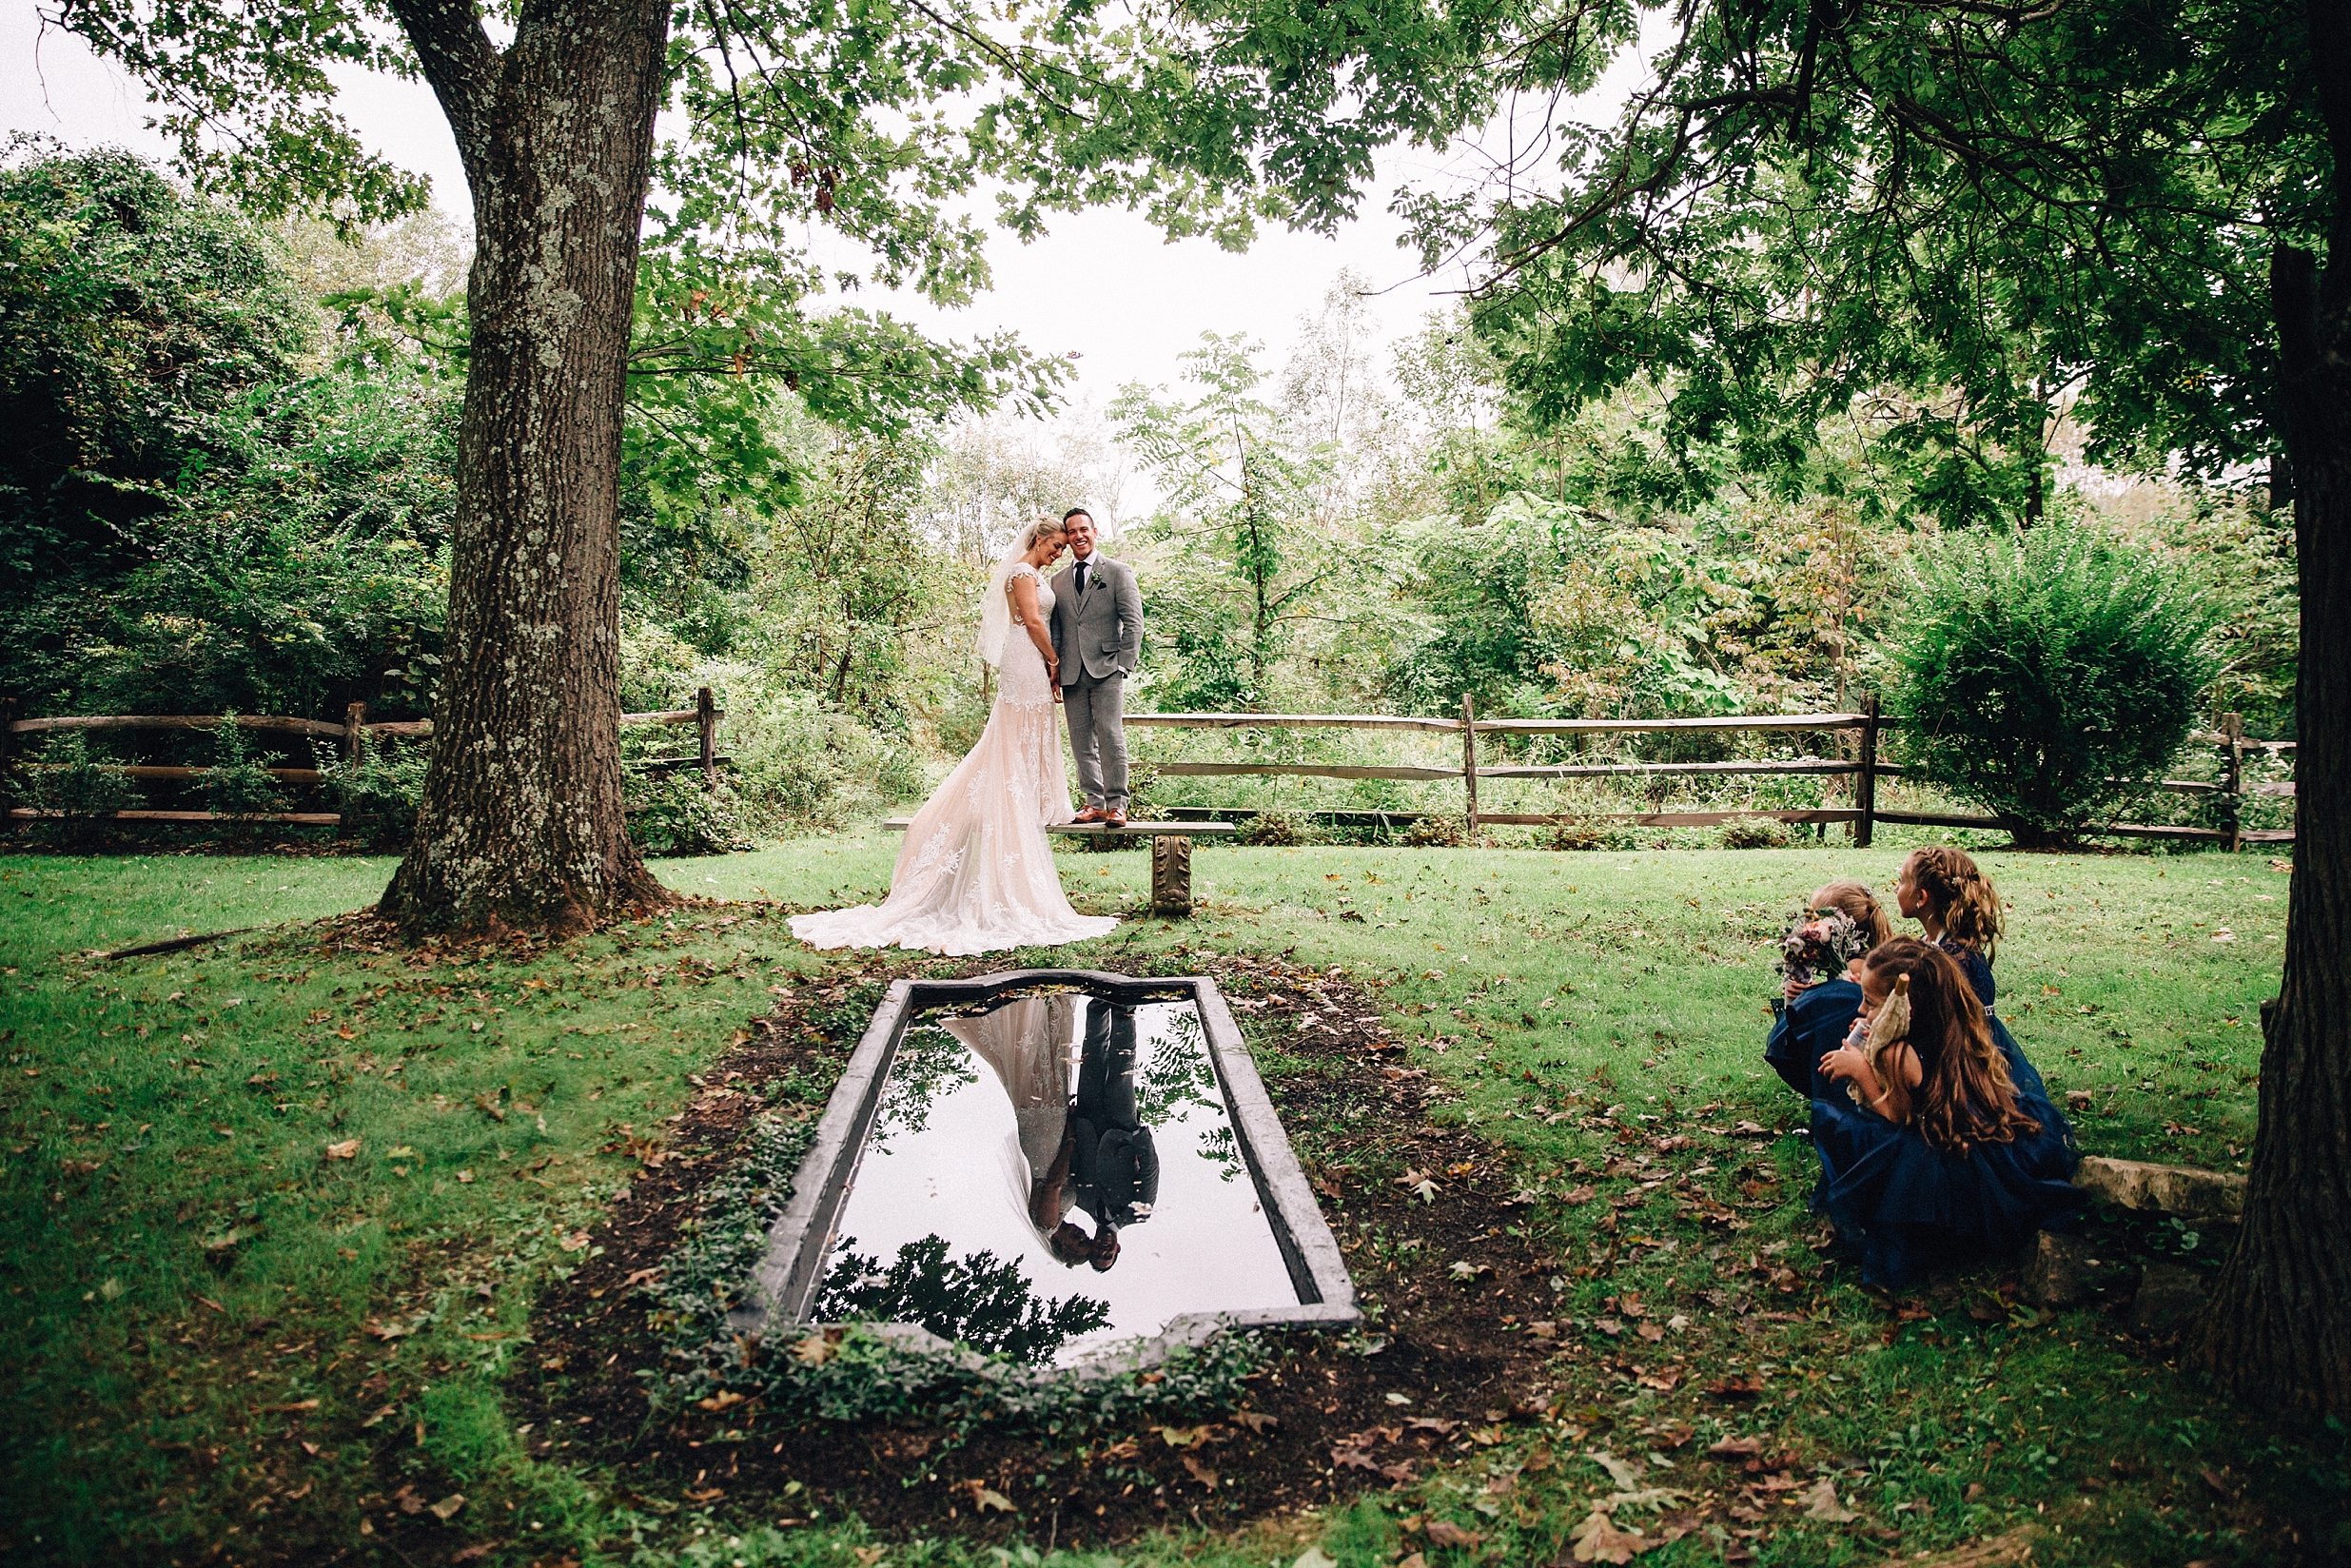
[1048,509,1143,824]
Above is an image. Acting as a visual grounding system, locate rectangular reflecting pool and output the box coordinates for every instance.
[741,970,1355,1370]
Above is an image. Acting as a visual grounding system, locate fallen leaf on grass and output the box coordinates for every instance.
[1182,1455,1219,1488]
[1405,1417,1460,1435]
[1422,1519,1481,1549]
[360,1404,398,1427]
[559,1230,591,1252]
[1231,1408,1278,1433]
[428,1493,465,1520]
[683,1486,724,1502]
[1334,1447,1380,1471]
[1706,1373,1767,1399]
[1707,1436,1763,1460]
[621,1266,663,1288]
[1568,1510,1658,1563]
[1588,1451,1646,1489]
[1801,1478,1858,1521]
[1636,1322,1666,1342]
[323,1139,360,1160]
[696,1390,747,1412]
[1528,1320,1558,1340]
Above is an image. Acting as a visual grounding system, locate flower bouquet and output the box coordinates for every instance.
[1773,907,1872,991]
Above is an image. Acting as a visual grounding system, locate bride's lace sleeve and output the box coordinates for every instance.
[1006,562,1040,587]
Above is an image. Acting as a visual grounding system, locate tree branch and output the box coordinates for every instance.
[384,0,503,188]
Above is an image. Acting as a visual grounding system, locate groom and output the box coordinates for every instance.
[1048,508,1143,827]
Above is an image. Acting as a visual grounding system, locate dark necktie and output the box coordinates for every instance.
[1075,559,1089,596]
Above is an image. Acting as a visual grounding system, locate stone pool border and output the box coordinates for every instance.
[731,968,1360,1371]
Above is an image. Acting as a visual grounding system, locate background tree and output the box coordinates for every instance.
[1114,335,1344,709]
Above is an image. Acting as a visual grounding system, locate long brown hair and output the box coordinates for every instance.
[1903,846,2005,959]
[1861,937,2038,1154]
[1812,879,1893,949]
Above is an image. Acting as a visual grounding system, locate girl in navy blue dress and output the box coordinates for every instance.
[1897,846,2004,1009]
[1764,880,1892,1098]
[1812,937,2083,1290]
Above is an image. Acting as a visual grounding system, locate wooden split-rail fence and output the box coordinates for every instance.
[0,690,727,828]
[1128,696,2296,853]
[5,691,2296,850]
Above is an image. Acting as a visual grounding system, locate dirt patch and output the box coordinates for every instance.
[518,949,1591,1550]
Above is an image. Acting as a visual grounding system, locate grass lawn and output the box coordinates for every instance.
[1,836,2341,1568]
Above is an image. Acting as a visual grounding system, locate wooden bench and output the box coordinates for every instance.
[882,818,1236,916]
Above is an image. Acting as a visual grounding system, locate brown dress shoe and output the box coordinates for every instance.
[1071,805,1108,824]
[1101,807,1128,828]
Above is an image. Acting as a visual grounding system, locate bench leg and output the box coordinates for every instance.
[1150,834,1193,918]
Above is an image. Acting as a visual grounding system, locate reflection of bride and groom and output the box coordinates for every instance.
[944,994,1159,1273]
[791,509,1141,956]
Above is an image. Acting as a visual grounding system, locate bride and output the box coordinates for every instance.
[790,517,1119,955]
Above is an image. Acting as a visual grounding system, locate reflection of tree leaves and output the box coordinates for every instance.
[877,1024,978,1139]
[1134,1006,1221,1126]
[1194,1123,1244,1183]
[1135,1007,1245,1181]
[814,1234,1110,1365]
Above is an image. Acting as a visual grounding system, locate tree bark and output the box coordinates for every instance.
[2197,2,2351,1414]
[377,0,676,937]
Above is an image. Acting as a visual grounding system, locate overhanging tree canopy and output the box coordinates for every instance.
[1386,0,2345,1418]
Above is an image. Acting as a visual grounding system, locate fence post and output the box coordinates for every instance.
[2222,711,2244,854]
[1855,694,1880,849]
[696,686,717,791]
[343,700,367,767]
[1460,693,1479,838]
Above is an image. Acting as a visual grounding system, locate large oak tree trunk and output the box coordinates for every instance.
[2198,4,2351,1413]
[377,0,676,937]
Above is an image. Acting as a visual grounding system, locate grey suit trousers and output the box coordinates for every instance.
[1064,671,1128,811]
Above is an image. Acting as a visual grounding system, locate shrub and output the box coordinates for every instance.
[1888,521,2220,847]
[1401,813,1467,848]
[1719,818,1791,849]
[1236,812,1309,847]
[23,733,137,849]
[201,717,283,827]
[627,770,752,856]
[1544,820,1613,851]
[316,734,426,848]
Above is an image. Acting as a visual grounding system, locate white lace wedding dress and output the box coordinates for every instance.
[790,564,1119,955]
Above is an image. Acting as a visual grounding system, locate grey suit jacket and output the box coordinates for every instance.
[1049,553,1143,684]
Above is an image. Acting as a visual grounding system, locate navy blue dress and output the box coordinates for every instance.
[1764,979,1863,1099]
[1808,1009,2084,1290]
[1939,939,1996,1009]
